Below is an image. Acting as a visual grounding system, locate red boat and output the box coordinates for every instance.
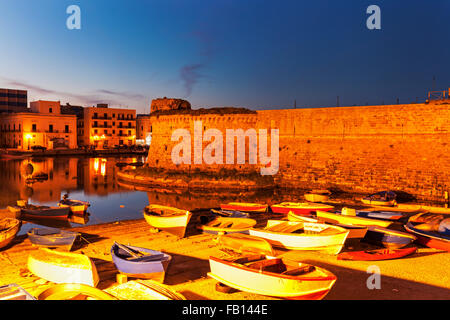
[404,222,450,252]
[337,247,417,261]
[220,203,268,213]
[270,202,334,216]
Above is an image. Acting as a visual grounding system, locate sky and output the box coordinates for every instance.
[0,0,449,114]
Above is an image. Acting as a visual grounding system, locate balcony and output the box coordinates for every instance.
[92,124,112,128]
[92,115,112,120]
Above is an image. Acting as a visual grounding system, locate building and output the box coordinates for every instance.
[0,88,28,113]
[0,100,77,150]
[78,104,136,149]
[136,114,152,146]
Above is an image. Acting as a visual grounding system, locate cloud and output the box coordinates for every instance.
[180,64,204,97]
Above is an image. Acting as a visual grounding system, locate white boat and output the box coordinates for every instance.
[316,210,393,228]
[27,248,99,287]
[104,280,186,300]
[58,195,90,214]
[208,255,336,300]
[304,190,331,203]
[249,220,349,255]
[143,205,192,238]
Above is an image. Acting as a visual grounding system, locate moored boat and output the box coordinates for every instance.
[28,248,99,287]
[27,227,79,251]
[304,190,331,203]
[105,280,186,300]
[361,191,397,206]
[210,208,249,218]
[216,233,275,256]
[363,226,416,248]
[271,202,334,216]
[316,210,393,228]
[337,247,417,261]
[0,218,21,250]
[143,205,192,238]
[198,217,257,235]
[19,202,70,221]
[404,213,450,252]
[220,202,268,213]
[355,210,404,221]
[111,242,172,283]
[58,194,90,215]
[249,220,349,254]
[208,255,337,300]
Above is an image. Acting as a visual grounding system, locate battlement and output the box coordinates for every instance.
[150,98,191,114]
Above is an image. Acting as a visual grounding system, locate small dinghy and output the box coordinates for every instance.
[355,210,404,221]
[271,202,334,216]
[0,218,21,250]
[198,217,257,235]
[216,233,275,256]
[210,208,249,218]
[28,248,99,287]
[220,202,268,213]
[404,213,450,252]
[111,242,172,283]
[337,247,417,261]
[304,190,331,203]
[58,194,90,215]
[18,201,70,220]
[27,227,79,251]
[316,210,393,228]
[249,220,349,255]
[143,205,192,238]
[105,280,186,300]
[363,226,416,248]
[361,191,397,206]
[0,284,36,300]
[208,255,336,300]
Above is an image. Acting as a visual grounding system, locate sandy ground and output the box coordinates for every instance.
[0,208,449,300]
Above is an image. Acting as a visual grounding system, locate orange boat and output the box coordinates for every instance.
[220,203,268,213]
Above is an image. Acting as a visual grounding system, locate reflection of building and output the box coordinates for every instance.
[80,157,126,195]
[136,114,152,146]
[0,100,77,150]
[78,104,136,149]
[0,88,28,113]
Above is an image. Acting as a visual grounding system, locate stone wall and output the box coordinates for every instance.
[150,98,191,114]
[146,102,450,201]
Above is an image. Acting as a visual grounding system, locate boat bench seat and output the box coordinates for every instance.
[281,265,315,276]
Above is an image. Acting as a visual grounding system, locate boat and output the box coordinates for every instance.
[361,191,397,206]
[37,283,117,300]
[111,242,172,283]
[27,248,99,287]
[355,210,404,221]
[271,202,334,216]
[220,202,268,213]
[58,194,90,215]
[104,280,186,300]
[0,284,36,300]
[249,220,349,255]
[198,217,257,235]
[216,233,275,256]
[337,247,417,261]
[304,190,331,203]
[208,255,337,299]
[363,226,416,248]
[143,205,192,238]
[6,205,22,218]
[210,208,249,218]
[404,213,450,252]
[316,210,393,228]
[18,202,71,220]
[287,211,367,239]
[0,218,21,250]
[27,227,79,251]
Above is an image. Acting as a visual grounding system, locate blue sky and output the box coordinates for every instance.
[0,0,449,113]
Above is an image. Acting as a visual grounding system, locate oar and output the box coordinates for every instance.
[115,242,163,260]
[115,242,142,258]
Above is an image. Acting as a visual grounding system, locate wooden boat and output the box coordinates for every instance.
[355,210,404,221]
[0,218,21,250]
[271,202,334,216]
[28,248,99,287]
[105,280,186,300]
[249,220,349,255]
[361,191,397,206]
[316,210,393,228]
[27,227,79,251]
[37,283,117,300]
[111,242,172,283]
[287,212,367,239]
[0,284,36,300]
[216,233,275,256]
[58,195,90,214]
[198,217,257,235]
[208,255,337,299]
[363,226,416,248]
[220,202,268,213]
[337,247,417,261]
[6,205,22,218]
[19,202,70,220]
[143,205,192,238]
[304,190,331,203]
[210,208,249,218]
[404,214,450,252]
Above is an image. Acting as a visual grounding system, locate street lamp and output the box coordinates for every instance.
[25,134,32,151]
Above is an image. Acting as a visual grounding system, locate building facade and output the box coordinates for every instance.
[0,100,77,150]
[0,88,28,113]
[136,114,152,145]
[78,105,136,149]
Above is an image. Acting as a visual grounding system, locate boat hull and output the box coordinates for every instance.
[21,207,70,221]
[198,217,257,235]
[304,194,330,203]
[404,222,450,252]
[220,203,268,213]
[28,248,99,287]
[316,210,393,228]
[143,206,192,238]
[271,202,334,216]
[208,256,336,300]
[27,228,78,251]
[0,219,21,250]
[363,226,416,249]
[337,247,417,261]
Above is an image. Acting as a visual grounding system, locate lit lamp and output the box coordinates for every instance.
[25,134,32,150]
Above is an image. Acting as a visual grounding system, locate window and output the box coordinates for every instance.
[112,114,115,118]
[32,124,37,132]
[128,122,131,128]
[94,113,98,119]
[49,125,53,132]
[104,121,107,127]
[104,130,108,134]
[94,129,98,134]
[104,113,107,119]
[65,125,69,133]
[128,130,131,136]
[49,107,53,113]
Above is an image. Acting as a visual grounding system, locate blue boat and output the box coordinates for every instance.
[210,208,249,218]
[27,227,79,251]
[111,242,172,283]
[355,210,404,221]
[363,226,416,248]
